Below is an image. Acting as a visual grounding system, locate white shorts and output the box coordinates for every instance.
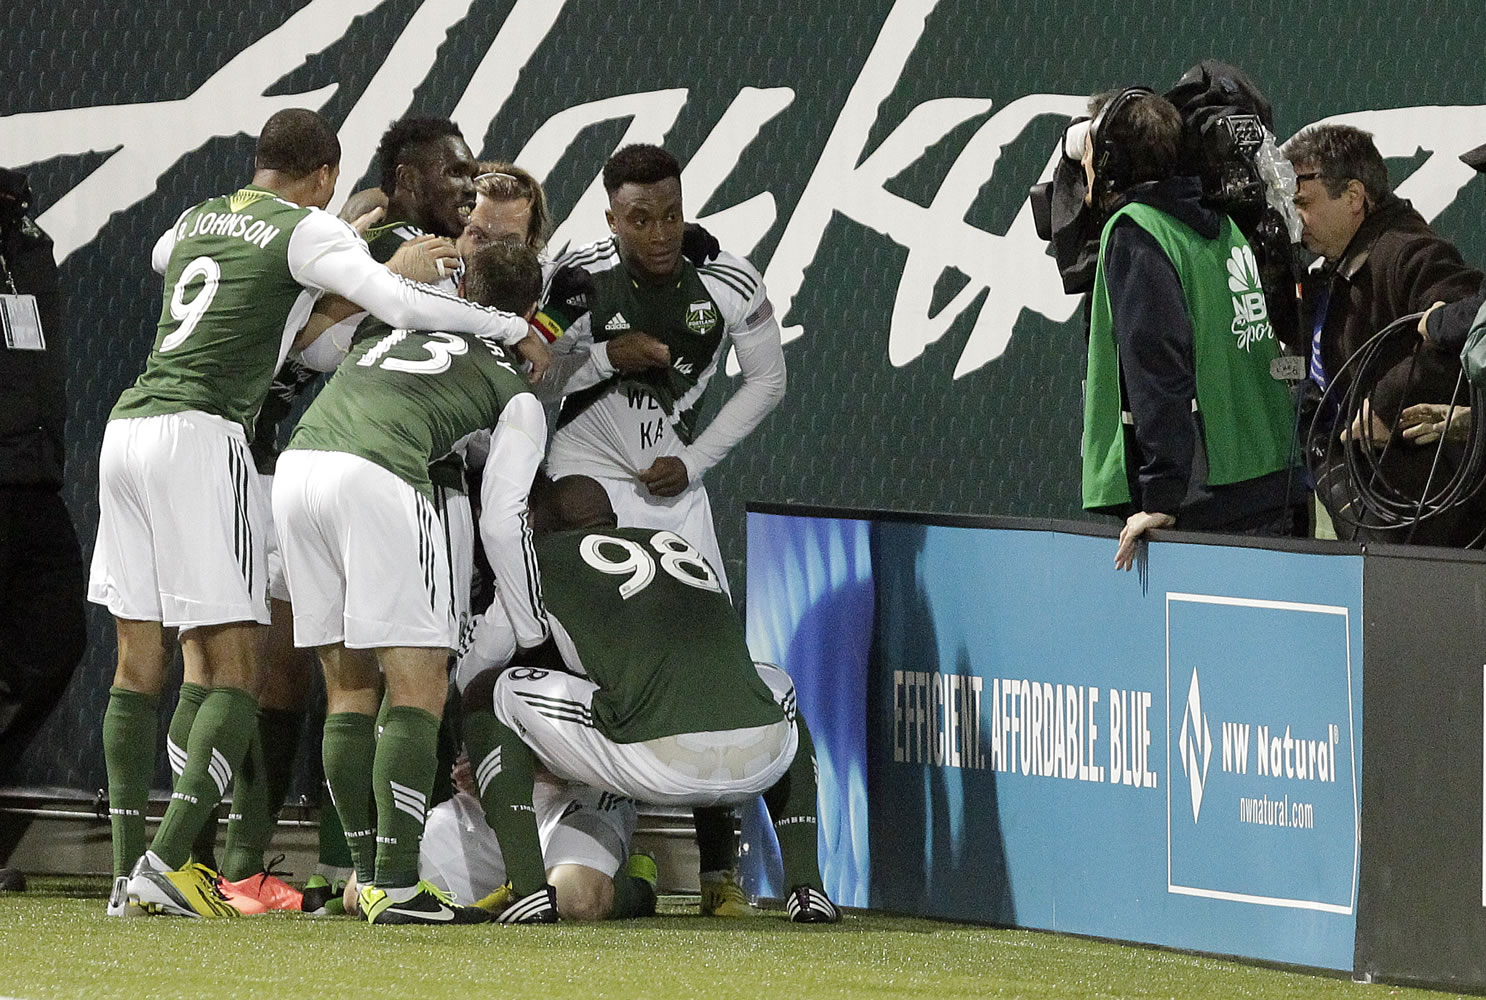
[433,484,475,654]
[492,662,798,808]
[272,450,453,650]
[88,411,270,628]
[418,783,636,903]
[255,472,291,604]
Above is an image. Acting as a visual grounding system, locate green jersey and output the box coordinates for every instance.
[287,326,531,497]
[536,525,784,743]
[112,187,314,432]
[114,193,530,437]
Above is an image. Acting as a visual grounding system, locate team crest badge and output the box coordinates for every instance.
[685,300,717,335]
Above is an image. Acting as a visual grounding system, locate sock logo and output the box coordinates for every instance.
[387,779,428,823]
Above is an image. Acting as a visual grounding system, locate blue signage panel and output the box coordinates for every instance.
[746,509,1363,970]
[741,512,874,908]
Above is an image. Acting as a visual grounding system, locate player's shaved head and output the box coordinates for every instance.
[602,144,681,194]
[255,109,341,177]
[531,475,616,534]
[464,241,542,316]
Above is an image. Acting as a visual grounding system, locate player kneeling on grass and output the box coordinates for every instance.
[463,475,840,924]
[272,241,552,925]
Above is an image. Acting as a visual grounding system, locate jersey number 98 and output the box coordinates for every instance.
[579,530,721,599]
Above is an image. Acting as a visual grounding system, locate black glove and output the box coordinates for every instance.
[681,222,721,265]
[543,263,594,322]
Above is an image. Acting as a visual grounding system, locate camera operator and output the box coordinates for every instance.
[1078,89,1302,571]
[0,168,87,889]
[1284,125,1483,545]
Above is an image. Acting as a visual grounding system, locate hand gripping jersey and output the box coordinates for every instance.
[536,525,783,743]
[111,188,528,435]
[538,240,784,482]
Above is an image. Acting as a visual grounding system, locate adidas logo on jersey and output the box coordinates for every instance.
[605,312,631,332]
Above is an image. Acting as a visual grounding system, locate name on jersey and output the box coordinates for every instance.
[178,210,281,250]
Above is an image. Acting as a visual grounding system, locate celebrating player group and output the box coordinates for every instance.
[87,107,839,926]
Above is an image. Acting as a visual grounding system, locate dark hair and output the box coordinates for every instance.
[475,162,552,251]
[255,109,341,177]
[1088,89,1182,194]
[601,144,681,195]
[1282,124,1391,203]
[375,117,464,195]
[464,241,542,316]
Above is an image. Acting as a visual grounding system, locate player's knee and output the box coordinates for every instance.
[549,864,613,922]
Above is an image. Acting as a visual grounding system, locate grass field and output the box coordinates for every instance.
[0,877,1467,1000]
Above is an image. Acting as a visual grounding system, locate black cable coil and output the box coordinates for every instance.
[1307,311,1486,546]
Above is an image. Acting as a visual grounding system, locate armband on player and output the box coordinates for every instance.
[531,309,567,344]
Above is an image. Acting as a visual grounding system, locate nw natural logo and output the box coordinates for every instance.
[1177,669,1213,822]
[1226,245,1274,352]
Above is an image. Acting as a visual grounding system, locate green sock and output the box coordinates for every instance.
[317,781,354,870]
[463,709,546,894]
[220,708,303,880]
[372,705,440,889]
[166,683,219,867]
[430,683,461,808]
[102,687,158,877]
[150,686,259,871]
[763,714,825,891]
[609,875,657,919]
[221,720,269,881]
[693,806,737,874]
[322,712,377,885]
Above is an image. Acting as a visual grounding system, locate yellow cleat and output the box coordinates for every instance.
[699,869,755,918]
[125,852,239,918]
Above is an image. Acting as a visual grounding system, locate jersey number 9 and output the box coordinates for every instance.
[161,255,222,352]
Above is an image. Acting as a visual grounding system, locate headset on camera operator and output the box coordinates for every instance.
[1074,88,1304,571]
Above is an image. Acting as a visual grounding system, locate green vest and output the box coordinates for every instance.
[1081,201,1295,511]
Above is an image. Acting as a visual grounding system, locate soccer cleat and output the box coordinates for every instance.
[219,855,304,913]
[785,885,841,924]
[494,883,558,924]
[125,851,239,918]
[301,874,347,916]
[699,869,754,917]
[472,882,517,914]
[105,875,144,917]
[360,880,492,925]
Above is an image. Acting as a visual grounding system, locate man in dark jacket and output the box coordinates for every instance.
[1285,125,1483,544]
[0,167,87,888]
[1080,89,1302,571]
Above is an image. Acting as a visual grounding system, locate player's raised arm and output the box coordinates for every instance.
[286,210,530,346]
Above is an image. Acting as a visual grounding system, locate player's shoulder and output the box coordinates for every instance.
[696,250,764,318]
[550,236,621,276]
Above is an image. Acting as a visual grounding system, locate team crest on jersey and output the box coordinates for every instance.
[685,300,717,335]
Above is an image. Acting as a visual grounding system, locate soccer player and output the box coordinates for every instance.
[457,163,552,258]
[272,241,553,925]
[93,108,536,918]
[464,475,840,925]
[536,144,784,596]
[535,143,786,915]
